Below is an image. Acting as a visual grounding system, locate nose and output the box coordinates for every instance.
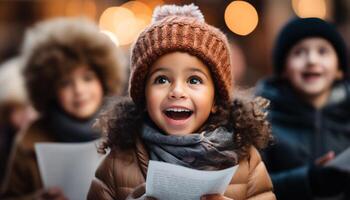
[168,81,187,99]
[73,79,85,95]
[307,50,319,65]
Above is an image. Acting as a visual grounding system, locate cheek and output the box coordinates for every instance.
[145,85,155,109]
[145,89,160,112]
[284,64,302,82]
[57,89,73,109]
[285,56,304,72]
[91,82,104,101]
[195,88,215,111]
[324,58,338,72]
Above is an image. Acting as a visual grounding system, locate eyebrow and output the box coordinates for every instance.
[148,67,170,77]
[148,66,210,79]
[187,67,210,79]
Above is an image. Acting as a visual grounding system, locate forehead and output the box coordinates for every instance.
[150,52,211,74]
[293,37,334,48]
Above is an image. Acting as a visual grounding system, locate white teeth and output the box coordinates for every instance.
[165,108,191,112]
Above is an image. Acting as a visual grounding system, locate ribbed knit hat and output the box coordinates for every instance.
[129,4,233,106]
[273,17,348,76]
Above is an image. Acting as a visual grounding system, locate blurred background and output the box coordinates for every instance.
[0,0,350,85]
[1,1,350,197]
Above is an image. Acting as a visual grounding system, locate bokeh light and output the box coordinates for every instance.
[225,1,259,36]
[100,30,120,46]
[122,1,152,23]
[137,0,164,10]
[99,7,138,46]
[99,1,156,46]
[292,0,326,19]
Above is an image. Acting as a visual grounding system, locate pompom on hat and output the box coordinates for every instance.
[129,4,233,106]
[273,17,348,76]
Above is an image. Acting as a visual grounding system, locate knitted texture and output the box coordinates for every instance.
[129,4,233,106]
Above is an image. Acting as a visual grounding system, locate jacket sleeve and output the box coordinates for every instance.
[1,138,39,200]
[245,147,276,200]
[87,152,117,200]
[262,147,313,200]
[269,166,312,200]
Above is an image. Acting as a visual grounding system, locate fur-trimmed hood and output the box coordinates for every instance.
[96,93,272,159]
[22,17,126,114]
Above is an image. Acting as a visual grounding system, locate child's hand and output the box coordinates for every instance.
[126,183,157,200]
[35,187,68,200]
[201,194,233,200]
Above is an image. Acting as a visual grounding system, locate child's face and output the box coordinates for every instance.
[145,52,215,136]
[57,66,103,119]
[284,37,343,98]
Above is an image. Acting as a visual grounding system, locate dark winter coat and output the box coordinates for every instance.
[255,78,350,200]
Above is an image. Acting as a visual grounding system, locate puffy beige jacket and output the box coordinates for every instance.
[88,139,276,200]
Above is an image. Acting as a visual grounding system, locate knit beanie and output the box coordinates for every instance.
[273,17,348,76]
[129,4,233,106]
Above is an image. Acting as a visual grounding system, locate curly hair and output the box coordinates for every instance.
[22,17,125,115]
[96,91,272,159]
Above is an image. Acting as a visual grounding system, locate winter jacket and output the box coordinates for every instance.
[255,78,350,200]
[87,138,276,200]
[1,111,100,200]
[0,119,55,200]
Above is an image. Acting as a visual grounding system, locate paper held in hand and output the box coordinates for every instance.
[326,147,350,172]
[146,160,239,200]
[35,140,105,200]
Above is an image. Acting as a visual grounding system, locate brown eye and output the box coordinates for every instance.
[318,46,329,55]
[293,47,306,56]
[154,75,169,84]
[83,72,96,82]
[188,76,203,84]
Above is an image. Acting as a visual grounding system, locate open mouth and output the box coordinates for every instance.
[302,72,322,81]
[163,108,193,120]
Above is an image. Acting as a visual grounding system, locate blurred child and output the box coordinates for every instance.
[88,4,275,200]
[256,17,350,200]
[0,57,37,188]
[1,17,125,199]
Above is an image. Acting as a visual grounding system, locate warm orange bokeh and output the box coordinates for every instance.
[99,6,138,46]
[292,0,326,19]
[137,0,164,10]
[99,1,156,46]
[122,1,152,23]
[224,1,259,36]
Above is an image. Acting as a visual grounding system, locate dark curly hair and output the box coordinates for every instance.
[22,17,125,115]
[96,90,272,159]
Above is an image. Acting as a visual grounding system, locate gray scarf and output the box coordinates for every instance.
[141,124,238,170]
[47,106,100,142]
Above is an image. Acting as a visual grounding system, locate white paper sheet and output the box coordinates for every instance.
[146,160,238,200]
[35,140,105,200]
[326,147,350,172]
